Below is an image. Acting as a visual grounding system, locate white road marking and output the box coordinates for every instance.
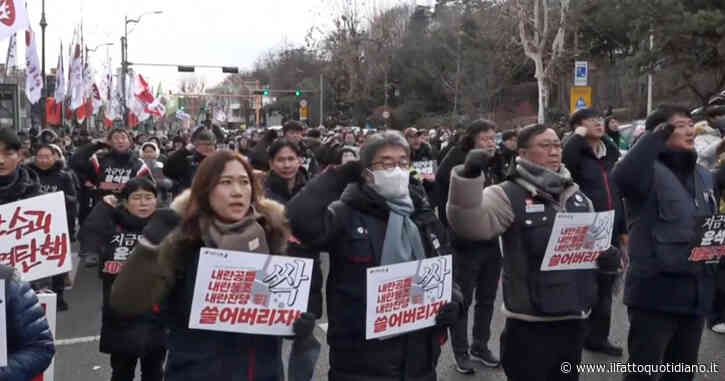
[55,335,100,346]
[318,323,328,333]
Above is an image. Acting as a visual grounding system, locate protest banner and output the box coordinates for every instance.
[689,214,725,263]
[366,255,452,340]
[0,280,6,367]
[412,160,436,181]
[540,211,615,271]
[0,192,71,282]
[31,291,56,381]
[188,248,313,336]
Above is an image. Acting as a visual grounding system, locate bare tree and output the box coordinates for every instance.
[513,0,570,123]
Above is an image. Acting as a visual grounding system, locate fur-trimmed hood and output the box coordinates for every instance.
[168,189,291,255]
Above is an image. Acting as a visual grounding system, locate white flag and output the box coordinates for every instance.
[0,1,29,42]
[69,42,83,109]
[100,57,111,104]
[105,75,121,121]
[127,72,150,122]
[54,42,65,101]
[24,29,42,104]
[5,32,15,75]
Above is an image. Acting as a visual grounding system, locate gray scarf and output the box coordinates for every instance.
[201,207,270,253]
[381,195,426,265]
[514,157,574,196]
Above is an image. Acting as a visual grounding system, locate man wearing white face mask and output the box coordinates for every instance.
[287,130,464,381]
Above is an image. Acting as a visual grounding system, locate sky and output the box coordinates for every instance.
[2,0,434,93]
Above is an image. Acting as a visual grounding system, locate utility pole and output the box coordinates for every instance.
[122,11,162,129]
[121,17,128,128]
[40,0,47,128]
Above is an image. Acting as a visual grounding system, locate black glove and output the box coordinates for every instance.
[653,122,675,141]
[292,312,317,339]
[143,209,182,245]
[159,178,174,191]
[435,286,464,327]
[461,149,491,178]
[596,246,622,274]
[335,160,363,184]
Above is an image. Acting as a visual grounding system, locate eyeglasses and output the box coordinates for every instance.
[371,160,410,170]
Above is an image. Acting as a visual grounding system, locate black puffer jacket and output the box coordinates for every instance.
[0,166,42,205]
[287,166,452,381]
[29,162,78,238]
[80,202,165,356]
[0,265,55,381]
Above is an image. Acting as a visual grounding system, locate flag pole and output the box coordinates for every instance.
[40,0,48,129]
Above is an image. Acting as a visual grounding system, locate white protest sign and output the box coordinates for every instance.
[0,280,6,367]
[540,211,615,271]
[189,248,313,336]
[365,255,452,340]
[412,160,436,181]
[35,291,56,381]
[0,192,71,282]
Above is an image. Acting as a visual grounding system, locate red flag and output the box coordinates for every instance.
[127,111,139,129]
[45,97,61,125]
[76,98,92,122]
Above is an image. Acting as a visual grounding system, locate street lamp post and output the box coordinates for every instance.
[122,10,162,128]
[40,0,47,128]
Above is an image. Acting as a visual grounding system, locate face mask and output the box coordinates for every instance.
[370,167,410,200]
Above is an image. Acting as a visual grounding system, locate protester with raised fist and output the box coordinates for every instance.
[434,119,504,373]
[613,105,717,381]
[286,130,461,381]
[447,124,602,381]
[563,108,625,357]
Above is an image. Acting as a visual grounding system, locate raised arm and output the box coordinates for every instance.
[447,164,514,241]
[612,129,668,201]
[286,162,361,249]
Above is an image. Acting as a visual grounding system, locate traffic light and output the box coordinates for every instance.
[222,66,239,74]
[295,89,301,96]
[178,66,195,72]
[264,89,269,96]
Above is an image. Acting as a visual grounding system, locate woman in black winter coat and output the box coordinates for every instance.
[29,144,79,311]
[110,150,317,381]
[80,178,165,381]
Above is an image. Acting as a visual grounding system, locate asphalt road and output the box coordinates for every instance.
[53,252,725,381]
